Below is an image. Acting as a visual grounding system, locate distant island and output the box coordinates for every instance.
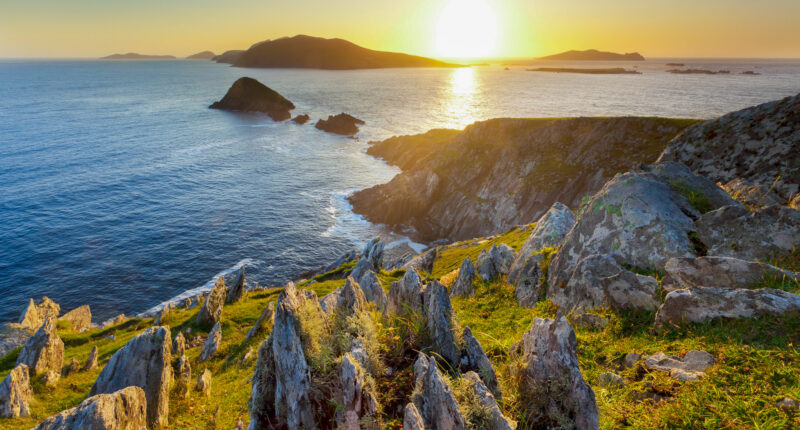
[527,67,641,75]
[100,53,176,60]
[538,49,645,61]
[667,68,730,75]
[231,34,459,70]
[186,51,215,60]
[212,50,245,64]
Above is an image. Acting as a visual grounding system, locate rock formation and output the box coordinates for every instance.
[16,317,64,376]
[227,266,246,303]
[173,332,186,358]
[411,353,467,429]
[177,355,192,398]
[200,322,222,362]
[34,386,147,430]
[197,277,227,327]
[58,305,92,332]
[83,346,98,371]
[403,403,425,430]
[212,49,244,64]
[450,257,476,297]
[186,50,215,60]
[461,327,501,399]
[476,249,497,281]
[644,350,716,381]
[662,256,800,292]
[196,369,212,396]
[209,77,295,121]
[387,269,425,316]
[424,281,461,365]
[245,302,275,341]
[0,363,32,418]
[462,371,514,430]
[537,49,645,61]
[315,113,365,136]
[291,114,310,124]
[19,297,60,330]
[63,357,80,377]
[338,353,377,428]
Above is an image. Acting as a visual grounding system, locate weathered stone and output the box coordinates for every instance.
[349,257,372,284]
[173,332,186,358]
[403,247,438,275]
[101,314,127,329]
[19,297,60,330]
[197,277,227,328]
[571,313,609,331]
[357,270,387,309]
[388,268,425,316]
[655,287,800,330]
[16,317,64,376]
[598,372,626,387]
[227,266,246,303]
[463,371,515,430]
[63,357,80,377]
[90,326,172,428]
[519,316,598,429]
[644,350,715,381]
[623,352,641,369]
[200,322,222,362]
[196,368,212,396]
[58,305,92,333]
[0,363,32,418]
[476,249,497,281]
[599,270,660,311]
[0,323,35,358]
[412,353,466,430]
[695,204,800,261]
[339,276,368,313]
[154,302,172,326]
[424,281,461,366]
[362,237,385,270]
[721,178,782,208]
[248,336,277,429]
[245,302,275,341]
[42,370,59,387]
[338,353,377,428]
[383,242,416,270]
[489,244,517,275]
[319,291,340,314]
[460,327,501,400]
[450,257,476,297]
[403,402,425,430]
[177,355,191,398]
[662,256,800,292]
[34,386,147,430]
[83,346,98,371]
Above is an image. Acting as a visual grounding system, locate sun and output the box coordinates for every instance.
[435,0,499,59]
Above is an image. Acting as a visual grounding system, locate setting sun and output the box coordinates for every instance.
[435,0,499,59]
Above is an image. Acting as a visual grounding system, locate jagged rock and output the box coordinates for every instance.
[655,287,800,330]
[476,249,497,281]
[209,77,295,121]
[248,336,277,429]
[16,317,64,376]
[548,162,739,295]
[424,281,461,366]
[598,372,625,387]
[177,355,191,398]
[721,178,782,208]
[320,277,368,315]
[83,346,98,371]
[102,314,127,328]
[388,269,425,316]
[695,204,800,261]
[154,302,172,326]
[383,243,416,270]
[519,316,598,429]
[63,357,80,377]
[315,113,365,135]
[644,350,715,381]
[338,353,377,428]
[403,403,425,430]
[227,266,246,303]
[19,297,60,330]
[324,250,357,273]
[0,323,35,358]
[412,353,467,430]
[599,270,660,311]
[0,363,32,418]
[658,93,800,202]
[173,332,186,358]
[42,370,60,387]
[623,353,641,369]
[319,291,339,314]
[58,305,92,332]
[662,256,800,292]
[489,244,517,274]
[362,237,385,270]
[460,327,501,400]
[571,313,609,331]
[292,114,310,124]
[90,326,172,428]
[197,277,227,327]
[349,257,372,284]
[357,270,387,309]
[450,257,476,297]
[34,386,147,430]
[196,368,212,396]
[200,322,222,362]
[403,247,438,275]
[463,371,515,430]
[245,302,275,341]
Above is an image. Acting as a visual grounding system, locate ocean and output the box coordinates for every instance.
[1,58,798,323]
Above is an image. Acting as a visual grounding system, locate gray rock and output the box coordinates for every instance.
[196,368,212,396]
[58,305,92,333]
[0,363,32,418]
[450,257,476,297]
[403,402,425,430]
[338,353,377,428]
[245,302,275,341]
[200,322,222,362]
[597,372,625,387]
[16,317,64,376]
[695,204,800,261]
[349,257,372,284]
[721,178,782,208]
[227,266,246,303]
[90,326,172,428]
[339,276,367,314]
[623,353,641,369]
[319,290,339,314]
[19,297,60,330]
[62,357,80,377]
[101,314,127,329]
[34,386,148,430]
[489,244,517,275]
[173,332,186,358]
[196,277,227,327]
[154,302,172,326]
[403,247,438,275]
[42,370,59,387]
[357,270,387,310]
[382,243,416,270]
[248,336,277,429]
[519,316,598,429]
[662,256,800,292]
[460,327,501,400]
[463,371,515,430]
[362,237,385,270]
[412,353,466,430]
[424,281,461,366]
[177,355,191,398]
[644,350,715,381]
[0,323,36,359]
[599,270,660,311]
[388,268,426,316]
[476,249,497,281]
[83,346,98,371]
[655,287,800,330]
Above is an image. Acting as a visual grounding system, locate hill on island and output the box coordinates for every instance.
[186,51,215,60]
[232,34,459,70]
[538,49,645,61]
[100,53,176,60]
[212,50,245,64]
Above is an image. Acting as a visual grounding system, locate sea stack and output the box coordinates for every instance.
[209,77,295,121]
[315,113,365,136]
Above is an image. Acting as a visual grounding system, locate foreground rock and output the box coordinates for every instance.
[19,297,60,330]
[411,353,467,429]
[58,305,92,332]
[644,350,716,381]
[196,369,212,396]
[197,277,227,327]
[315,113,365,135]
[200,322,222,362]
[227,266,246,303]
[463,371,515,429]
[35,386,147,430]
[209,77,295,121]
[662,256,800,292]
[90,326,172,428]
[0,363,32,418]
[402,247,438,274]
[16,317,64,376]
[338,353,378,428]
[403,403,425,429]
[720,178,782,208]
[450,257,476,297]
[387,269,425,316]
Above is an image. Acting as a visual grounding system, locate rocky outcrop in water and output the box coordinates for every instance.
[16,317,63,376]
[209,77,296,121]
[291,114,310,124]
[35,386,147,430]
[59,305,92,332]
[90,326,172,428]
[0,363,32,418]
[212,49,244,64]
[315,113,365,136]
[197,277,227,327]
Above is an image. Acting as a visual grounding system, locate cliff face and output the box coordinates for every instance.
[348,117,697,241]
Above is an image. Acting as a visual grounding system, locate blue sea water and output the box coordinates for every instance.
[1,59,799,323]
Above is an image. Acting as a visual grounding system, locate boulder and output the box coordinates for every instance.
[403,403,425,430]
[597,372,626,387]
[42,370,60,387]
[476,249,497,281]
[209,77,295,121]
[19,297,60,330]
[197,277,227,327]
[200,322,222,362]
[0,323,36,358]
[34,386,147,430]
[362,237,385,270]
[315,113,365,135]
[519,316,598,429]
[644,350,715,381]
[177,355,191,398]
[695,204,800,261]
[16,317,64,376]
[463,371,515,430]
[90,326,172,428]
[450,257,476,297]
[387,269,425,316]
[245,302,275,341]
[291,114,310,125]
[662,256,800,292]
[424,281,461,366]
[356,270,387,310]
[196,368,212,396]
[402,247,438,275]
[172,332,186,358]
[58,305,92,332]
[338,353,377,428]
[83,346,98,371]
[489,244,517,274]
[720,178,782,208]
[63,357,80,377]
[778,397,799,412]
[0,363,32,418]
[655,287,800,330]
[460,327,501,400]
[623,353,641,369]
[599,270,660,311]
[101,314,127,329]
[348,257,372,284]
[411,353,467,430]
[227,266,246,303]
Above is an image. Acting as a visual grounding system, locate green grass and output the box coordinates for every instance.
[670,180,713,214]
[430,224,533,279]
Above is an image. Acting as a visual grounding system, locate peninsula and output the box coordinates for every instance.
[100,53,176,60]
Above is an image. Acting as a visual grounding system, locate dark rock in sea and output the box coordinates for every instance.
[667,68,729,75]
[315,113,365,135]
[209,77,295,121]
[666,63,685,67]
[741,70,760,75]
[537,49,645,61]
[186,50,215,60]
[527,67,640,74]
[212,49,245,64]
[291,114,310,124]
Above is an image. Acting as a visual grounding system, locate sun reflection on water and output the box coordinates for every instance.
[442,67,482,128]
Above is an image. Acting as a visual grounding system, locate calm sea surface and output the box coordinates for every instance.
[1,59,799,322]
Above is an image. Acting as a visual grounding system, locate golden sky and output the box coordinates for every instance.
[1,0,799,59]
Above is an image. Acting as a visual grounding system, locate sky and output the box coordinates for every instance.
[1,0,799,59]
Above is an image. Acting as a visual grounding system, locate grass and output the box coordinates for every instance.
[430,224,533,279]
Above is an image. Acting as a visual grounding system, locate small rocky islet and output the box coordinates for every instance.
[1,94,800,429]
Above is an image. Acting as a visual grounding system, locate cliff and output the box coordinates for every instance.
[232,34,458,70]
[537,49,645,61]
[186,51,215,60]
[348,117,698,241]
[100,53,176,60]
[209,77,295,121]
[212,50,244,64]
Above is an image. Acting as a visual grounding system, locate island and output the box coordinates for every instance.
[209,77,295,121]
[232,34,459,70]
[537,49,645,61]
[315,113,365,135]
[186,51,215,60]
[527,67,641,74]
[212,50,245,64]
[667,69,730,75]
[100,53,176,60]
